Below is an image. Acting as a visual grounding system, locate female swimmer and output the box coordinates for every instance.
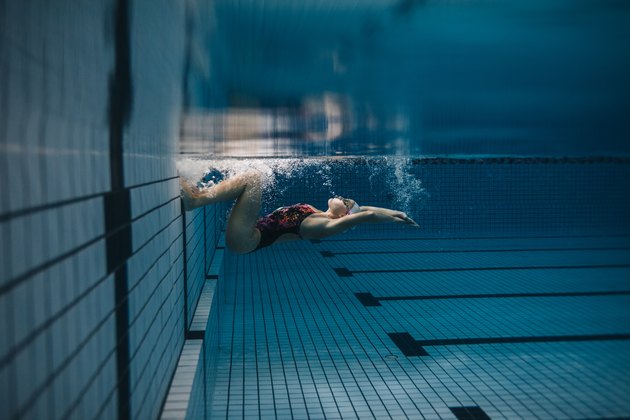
[181,170,419,254]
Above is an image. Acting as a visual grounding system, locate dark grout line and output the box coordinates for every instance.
[0,176,180,223]
[0,202,183,297]
[128,175,180,190]
[0,192,105,223]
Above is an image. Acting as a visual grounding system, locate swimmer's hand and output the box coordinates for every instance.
[359,206,419,227]
[391,211,420,228]
[368,211,419,227]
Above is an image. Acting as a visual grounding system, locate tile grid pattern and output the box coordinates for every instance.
[0,1,220,419]
[206,237,630,419]
[160,339,203,420]
[161,235,226,419]
[185,208,206,328]
[0,1,118,418]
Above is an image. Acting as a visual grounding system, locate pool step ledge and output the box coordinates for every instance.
[160,246,224,419]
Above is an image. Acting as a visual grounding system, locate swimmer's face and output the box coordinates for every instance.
[327,196,355,218]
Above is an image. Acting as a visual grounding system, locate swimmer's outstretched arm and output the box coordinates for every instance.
[311,210,418,238]
[357,206,419,227]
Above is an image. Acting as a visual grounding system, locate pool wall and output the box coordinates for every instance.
[0,1,221,419]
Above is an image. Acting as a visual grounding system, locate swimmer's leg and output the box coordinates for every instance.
[181,170,258,210]
[225,171,262,254]
[180,171,262,253]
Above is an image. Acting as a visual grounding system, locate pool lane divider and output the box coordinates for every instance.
[333,264,630,277]
[322,246,630,256]
[388,332,630,357]
[355,290,630,307]
[309,233,630,243]
[449,406,491,420]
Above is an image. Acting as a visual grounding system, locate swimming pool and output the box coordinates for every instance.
[209,236,630,418]
[2,0,630,419]
[167,157,630,419]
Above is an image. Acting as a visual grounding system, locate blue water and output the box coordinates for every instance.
[184,155,630,419]
[178,1,630,418]
[181,0,630,407]
[5,0,628,418]
[183,0,630,157]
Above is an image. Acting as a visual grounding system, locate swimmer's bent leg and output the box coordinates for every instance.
[181,170,260,210]
[181,171,262,254]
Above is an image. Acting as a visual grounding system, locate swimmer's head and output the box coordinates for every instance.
[327,196,358,219]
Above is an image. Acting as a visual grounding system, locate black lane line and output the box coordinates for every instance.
[325,246,630,256]
[355,291,630,307]
[313,233,630,243]
[334,267,353,277]
[108,0,132,418]
[186,330,204,340]
[388,332,630,357]
[450,406,491,420]
[335,264,630,277]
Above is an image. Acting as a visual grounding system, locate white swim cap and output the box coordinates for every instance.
[348,202,361,215]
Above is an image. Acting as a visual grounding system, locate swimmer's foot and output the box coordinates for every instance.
[180,178,201,211]
[198,169,224,189]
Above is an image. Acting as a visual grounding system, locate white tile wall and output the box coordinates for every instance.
[0,0,209,418]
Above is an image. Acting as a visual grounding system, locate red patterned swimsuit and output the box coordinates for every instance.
[255,204,318,250]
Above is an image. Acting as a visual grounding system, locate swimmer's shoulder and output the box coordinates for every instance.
[299,214,330,238]
[301,206,331,226]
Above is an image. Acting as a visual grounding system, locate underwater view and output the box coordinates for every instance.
[1,0,630,419]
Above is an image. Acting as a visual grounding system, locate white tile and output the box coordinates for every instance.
[52,364,71,419]
[58,204,72,254]
[24,114,44,208]
[31,271,49,329]
[14,341,34,410]
[48,261,68,315]
[49,310,68,372]
[11,278,35,348]
[6,133,26,214]
[45,208,60,262]
[30,388,51,420]
[30,211,47,269]
[30,331,49,397]
[0,365,17,418]
[0,222,10,284]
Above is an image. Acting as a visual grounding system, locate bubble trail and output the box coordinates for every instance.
[176,156,428,218]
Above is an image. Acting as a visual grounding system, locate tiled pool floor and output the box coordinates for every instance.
[209,236,630,419]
